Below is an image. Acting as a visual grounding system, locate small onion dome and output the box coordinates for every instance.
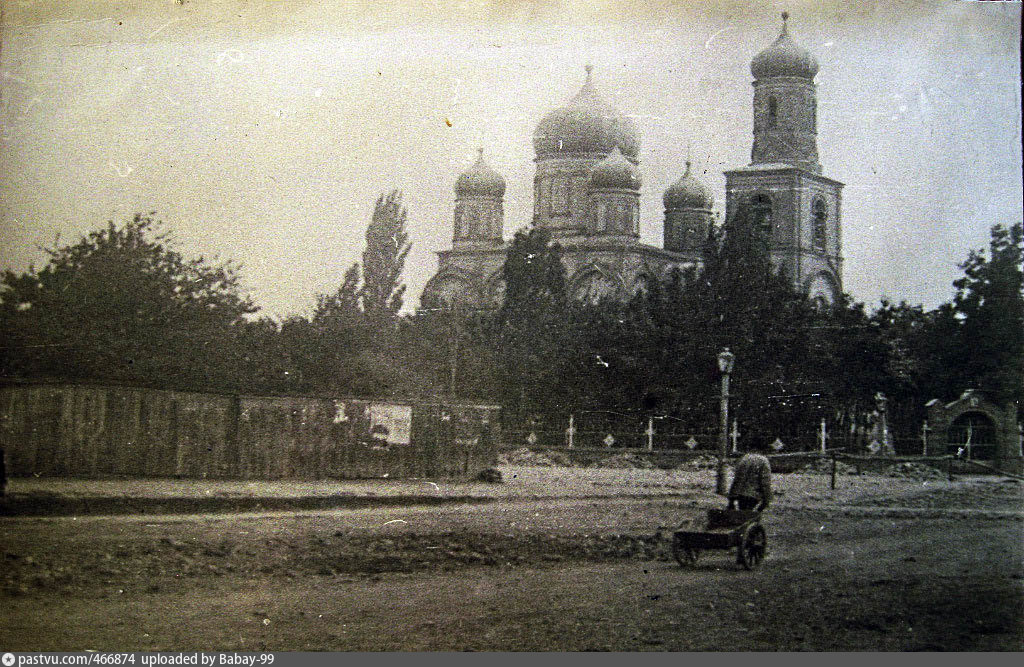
[588,146,641,191]
[664,161,713,209]
[454,148,506,197]
[533,65,640,160]
[750,12,819,81]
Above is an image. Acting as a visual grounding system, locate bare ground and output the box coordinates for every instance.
[1,468,1022,651]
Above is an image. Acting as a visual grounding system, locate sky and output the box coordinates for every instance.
[1,0,1021,319]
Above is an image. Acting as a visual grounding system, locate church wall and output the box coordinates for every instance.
[664,207,714,252]
[752,78,820,172]
[453,194,503,245]
[725,167,842,301]
[561,243,700,301]
[534,154,608,235]
[795,175,843,257]
[423,247,507,308]
[725,168,799,245]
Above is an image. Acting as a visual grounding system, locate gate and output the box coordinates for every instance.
[947,411,998,460]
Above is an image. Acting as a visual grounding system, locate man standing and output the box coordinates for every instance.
[727,448,772,511]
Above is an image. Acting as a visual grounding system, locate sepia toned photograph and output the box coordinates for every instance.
[0,0,1021,653]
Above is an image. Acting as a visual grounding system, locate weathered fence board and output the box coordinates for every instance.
[0,381,500,480]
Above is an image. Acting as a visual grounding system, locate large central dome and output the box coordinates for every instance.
[533,66,640,161]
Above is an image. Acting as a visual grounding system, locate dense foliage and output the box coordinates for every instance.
[0,214,258,390]
[2,202,1019,449]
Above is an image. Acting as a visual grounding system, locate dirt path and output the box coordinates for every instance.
[2,513,1020,651]
[2,476,1021,651]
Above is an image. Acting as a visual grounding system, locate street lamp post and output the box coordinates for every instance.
[716,348,735,496]
[874,391,890,455]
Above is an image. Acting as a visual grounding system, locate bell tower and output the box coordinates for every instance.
[750,12,821,173]
[725,13,843,306]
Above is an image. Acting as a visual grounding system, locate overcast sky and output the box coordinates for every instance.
[1,0,1020,318]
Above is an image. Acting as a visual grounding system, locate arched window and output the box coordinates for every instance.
[570,177,585,214]
[812,199,827,251]
[751,193,773,238]
[482,209,493,238]
[552,179,569,214]
[453,203,465,238]
[466,207,480,237]
[768,97,778,128]
[573,272,616,304]
[604,201,619,232]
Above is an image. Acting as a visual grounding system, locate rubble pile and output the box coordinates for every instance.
[882,462,947,481]
[497,448,560,467]
[476,468,503,483]
[542,450,574,467]
[799,458,861,476]
[675,454,722,471]
[589,453,657,469]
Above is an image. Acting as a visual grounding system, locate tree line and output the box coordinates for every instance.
[1,193,1020,447]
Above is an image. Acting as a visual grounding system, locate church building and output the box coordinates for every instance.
[422,14,844,310]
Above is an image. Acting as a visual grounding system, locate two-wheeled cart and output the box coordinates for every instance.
[672,509,766,570]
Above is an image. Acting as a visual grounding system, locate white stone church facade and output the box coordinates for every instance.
[422,14,844,309]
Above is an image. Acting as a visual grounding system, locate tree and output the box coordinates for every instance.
[500,227,567,324]
[950,222,1023,404]
[284,190,412,396]
[0,213,257,388]
[312,262,362,328]
[497,227,569,421]
[359,191,411,322]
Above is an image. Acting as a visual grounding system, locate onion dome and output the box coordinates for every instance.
[750,12,819,81]
[588,146,641,191]
[533,65,640,160]
[454,148,506,197]
[663,161,713,209]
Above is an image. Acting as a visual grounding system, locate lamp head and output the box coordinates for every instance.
[717,348,736,374]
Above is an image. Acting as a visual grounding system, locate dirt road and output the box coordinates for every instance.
[2,475,1022,651]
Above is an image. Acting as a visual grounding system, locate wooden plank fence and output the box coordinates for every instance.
[0,381,499,480]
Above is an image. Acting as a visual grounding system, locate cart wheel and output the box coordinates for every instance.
[672,537,700,567]
[739,525,767,570]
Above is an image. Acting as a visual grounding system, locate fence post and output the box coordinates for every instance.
[566,414,575,449]
[947,455,954,481]
[830,452,837,490]
[645,417,655,452]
